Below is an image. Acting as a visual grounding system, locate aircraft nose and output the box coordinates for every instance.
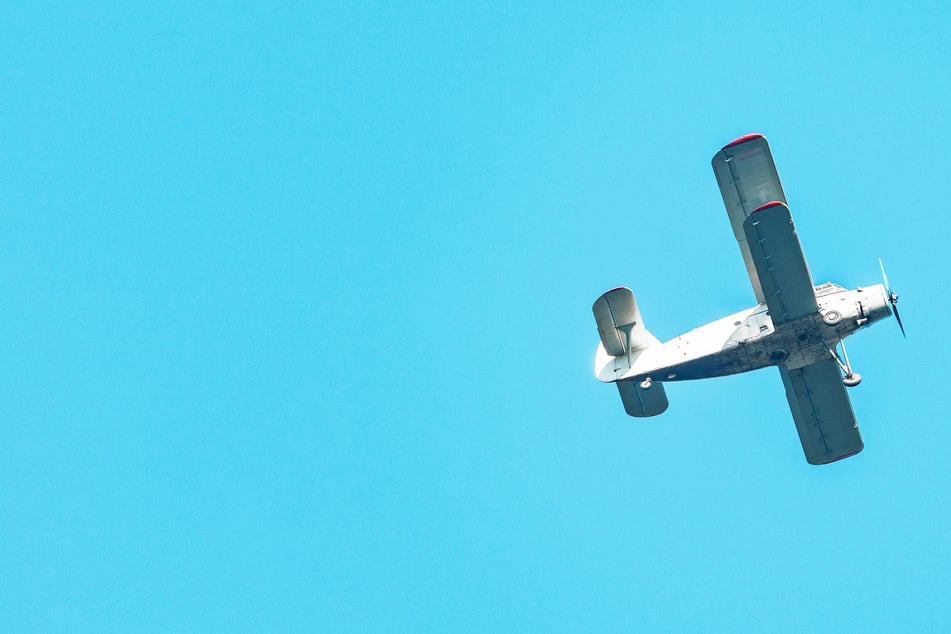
[867,284,892,323]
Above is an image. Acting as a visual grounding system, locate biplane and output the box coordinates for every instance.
[592,134,903,465]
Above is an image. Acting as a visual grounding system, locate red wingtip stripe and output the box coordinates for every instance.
[751,200,786,214]
[722,133,765,150]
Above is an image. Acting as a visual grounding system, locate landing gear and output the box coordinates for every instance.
[843,373,862,387]
[825,337,862,387]
[640,377,653,390]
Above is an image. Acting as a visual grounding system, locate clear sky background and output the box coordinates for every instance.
[2,3,949,631]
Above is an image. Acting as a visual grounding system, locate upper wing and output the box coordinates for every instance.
[742,201,818,323]
[779,359,864,465]
[712,134,789,305]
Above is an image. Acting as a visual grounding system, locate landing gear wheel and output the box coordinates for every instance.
[823,310,842,326]
[640,378,652,390]
[843,373,862,387]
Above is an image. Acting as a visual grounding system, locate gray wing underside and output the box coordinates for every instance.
[714,136,859,465]
[742,202,818,322]
[779,360,864,465]
[712,135,789,306]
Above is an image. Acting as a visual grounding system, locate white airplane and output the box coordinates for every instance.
[592,133,904,465]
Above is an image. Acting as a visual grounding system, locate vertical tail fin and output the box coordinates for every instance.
[592,287,659,357]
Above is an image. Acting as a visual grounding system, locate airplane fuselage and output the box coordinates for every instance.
[595,282,892,384]
[593,133,902,463]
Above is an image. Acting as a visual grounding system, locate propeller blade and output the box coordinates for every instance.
[878,257,906,336]
[892,302,906,338]
[878,257,891,292]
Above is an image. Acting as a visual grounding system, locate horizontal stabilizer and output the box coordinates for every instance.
[617,380,669,417]
[592,287,658,357]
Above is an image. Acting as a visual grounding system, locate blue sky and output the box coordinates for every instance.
[2,3,949,631]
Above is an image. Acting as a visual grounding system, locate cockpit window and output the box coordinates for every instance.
[814,282,846,296]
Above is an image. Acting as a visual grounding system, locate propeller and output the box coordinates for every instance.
[879,258,905,338]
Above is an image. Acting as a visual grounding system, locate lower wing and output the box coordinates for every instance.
[779,359,864,465]
[743,201,818,323]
